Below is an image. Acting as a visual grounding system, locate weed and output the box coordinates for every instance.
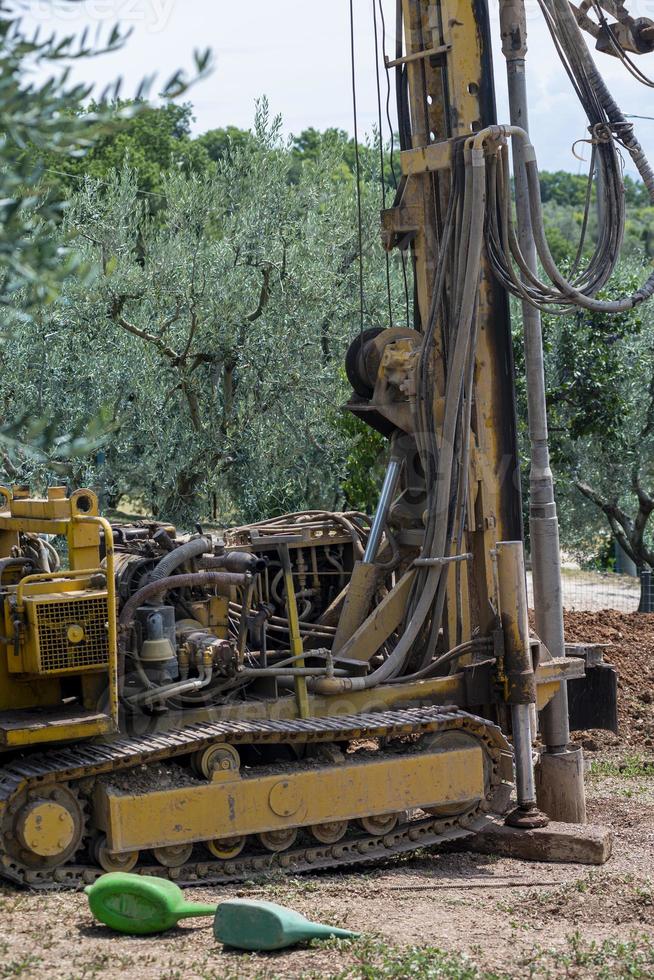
[0,955,43,978]
[589,755,654,778]
[522,930,654,978]
[323,936,504,979]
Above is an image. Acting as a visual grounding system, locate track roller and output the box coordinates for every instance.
[191,744,240,780]
[310,820,348,844]
[205,836,247,859]
[153,844,193,867]
[358,813,400,835]
[258,828,298,852]
[93,835,139,873]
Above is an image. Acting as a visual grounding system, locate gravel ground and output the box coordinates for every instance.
[527,569,642,614]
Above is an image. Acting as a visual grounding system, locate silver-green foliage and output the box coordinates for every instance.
[538,260,654,567]
[6,105,404,523]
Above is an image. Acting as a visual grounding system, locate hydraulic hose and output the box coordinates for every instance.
[119,571,250,631]
[482,120,654,313]
[147,536,211,583]
[126,671,212,707]
[315,144,487,695]
[485,0,654,314]
[117,570,250,691]
[0,557,35,587]
[199,552,267,574]
[386,638,493,684]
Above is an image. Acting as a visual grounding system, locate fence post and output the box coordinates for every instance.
[640,569,653,613]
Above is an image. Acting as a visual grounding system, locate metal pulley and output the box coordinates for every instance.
[345,327,421,399]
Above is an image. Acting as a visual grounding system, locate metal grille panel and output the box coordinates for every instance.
[34,596,109,673]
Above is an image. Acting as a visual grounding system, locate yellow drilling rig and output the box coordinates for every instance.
[0,0,652,887]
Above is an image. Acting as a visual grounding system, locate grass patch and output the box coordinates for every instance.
[324,937,502,979]
[312,930,654,979]
[589,754,654,778]
[522,931,654,978]
[0,956,43,978]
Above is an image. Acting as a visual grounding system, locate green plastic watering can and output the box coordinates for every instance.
[213,898,359,950]
[85,873,217,935]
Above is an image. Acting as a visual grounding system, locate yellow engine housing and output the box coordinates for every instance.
[0,486,118,748]
[20,587,109,676]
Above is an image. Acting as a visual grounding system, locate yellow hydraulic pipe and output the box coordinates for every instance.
[278,543,310,719]
[74,516,119,727]
[16,569,97,613]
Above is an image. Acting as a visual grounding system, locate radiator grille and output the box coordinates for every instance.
[34,596,109,673]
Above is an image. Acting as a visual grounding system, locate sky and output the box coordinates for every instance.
[20,0,654,176]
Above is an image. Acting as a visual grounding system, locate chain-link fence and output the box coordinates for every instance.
[526,569,649,613]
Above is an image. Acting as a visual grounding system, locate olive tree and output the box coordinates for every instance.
[6,107,404,524]
[522,262,654,578]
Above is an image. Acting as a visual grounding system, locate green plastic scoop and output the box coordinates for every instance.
[213,898,360,951]
[85,873,217,935]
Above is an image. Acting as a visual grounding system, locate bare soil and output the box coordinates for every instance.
[0,611,653,979]
[564,610,654,749]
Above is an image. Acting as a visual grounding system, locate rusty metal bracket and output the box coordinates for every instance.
[414,553,473,567]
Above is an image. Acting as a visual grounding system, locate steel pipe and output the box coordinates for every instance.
[495,541,546,825]
[362,457,402,563]
[499,2,570,754]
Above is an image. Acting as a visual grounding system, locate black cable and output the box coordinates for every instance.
[570,143,597,276]
[395,0,411,151]
[497,0,654,312]
[379,0,398,189]
[481,0,630,310]
[379,0,411,328]
[395,0,413,326]
[349,0,365,336]
[372,0,393,328]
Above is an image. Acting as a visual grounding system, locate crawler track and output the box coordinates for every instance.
[0,706,509,889]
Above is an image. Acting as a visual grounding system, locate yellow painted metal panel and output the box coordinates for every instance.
[1,715,114,747]
[0,517,69,535]
[535,658,585,710]
[100,745,484,851]
[332,561,380,654]
[401,142,453,176]
[338,569,417,662]
[10,498,71,520]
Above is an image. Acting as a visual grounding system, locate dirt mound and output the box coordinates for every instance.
[563,610,654,749]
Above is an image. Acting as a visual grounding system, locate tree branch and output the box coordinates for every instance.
[109,294,180,361]
[640,365,654,441]
[114,314,180,361]
[632,464,654,514]
[575,480,639,565]
[246,265,272,323]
